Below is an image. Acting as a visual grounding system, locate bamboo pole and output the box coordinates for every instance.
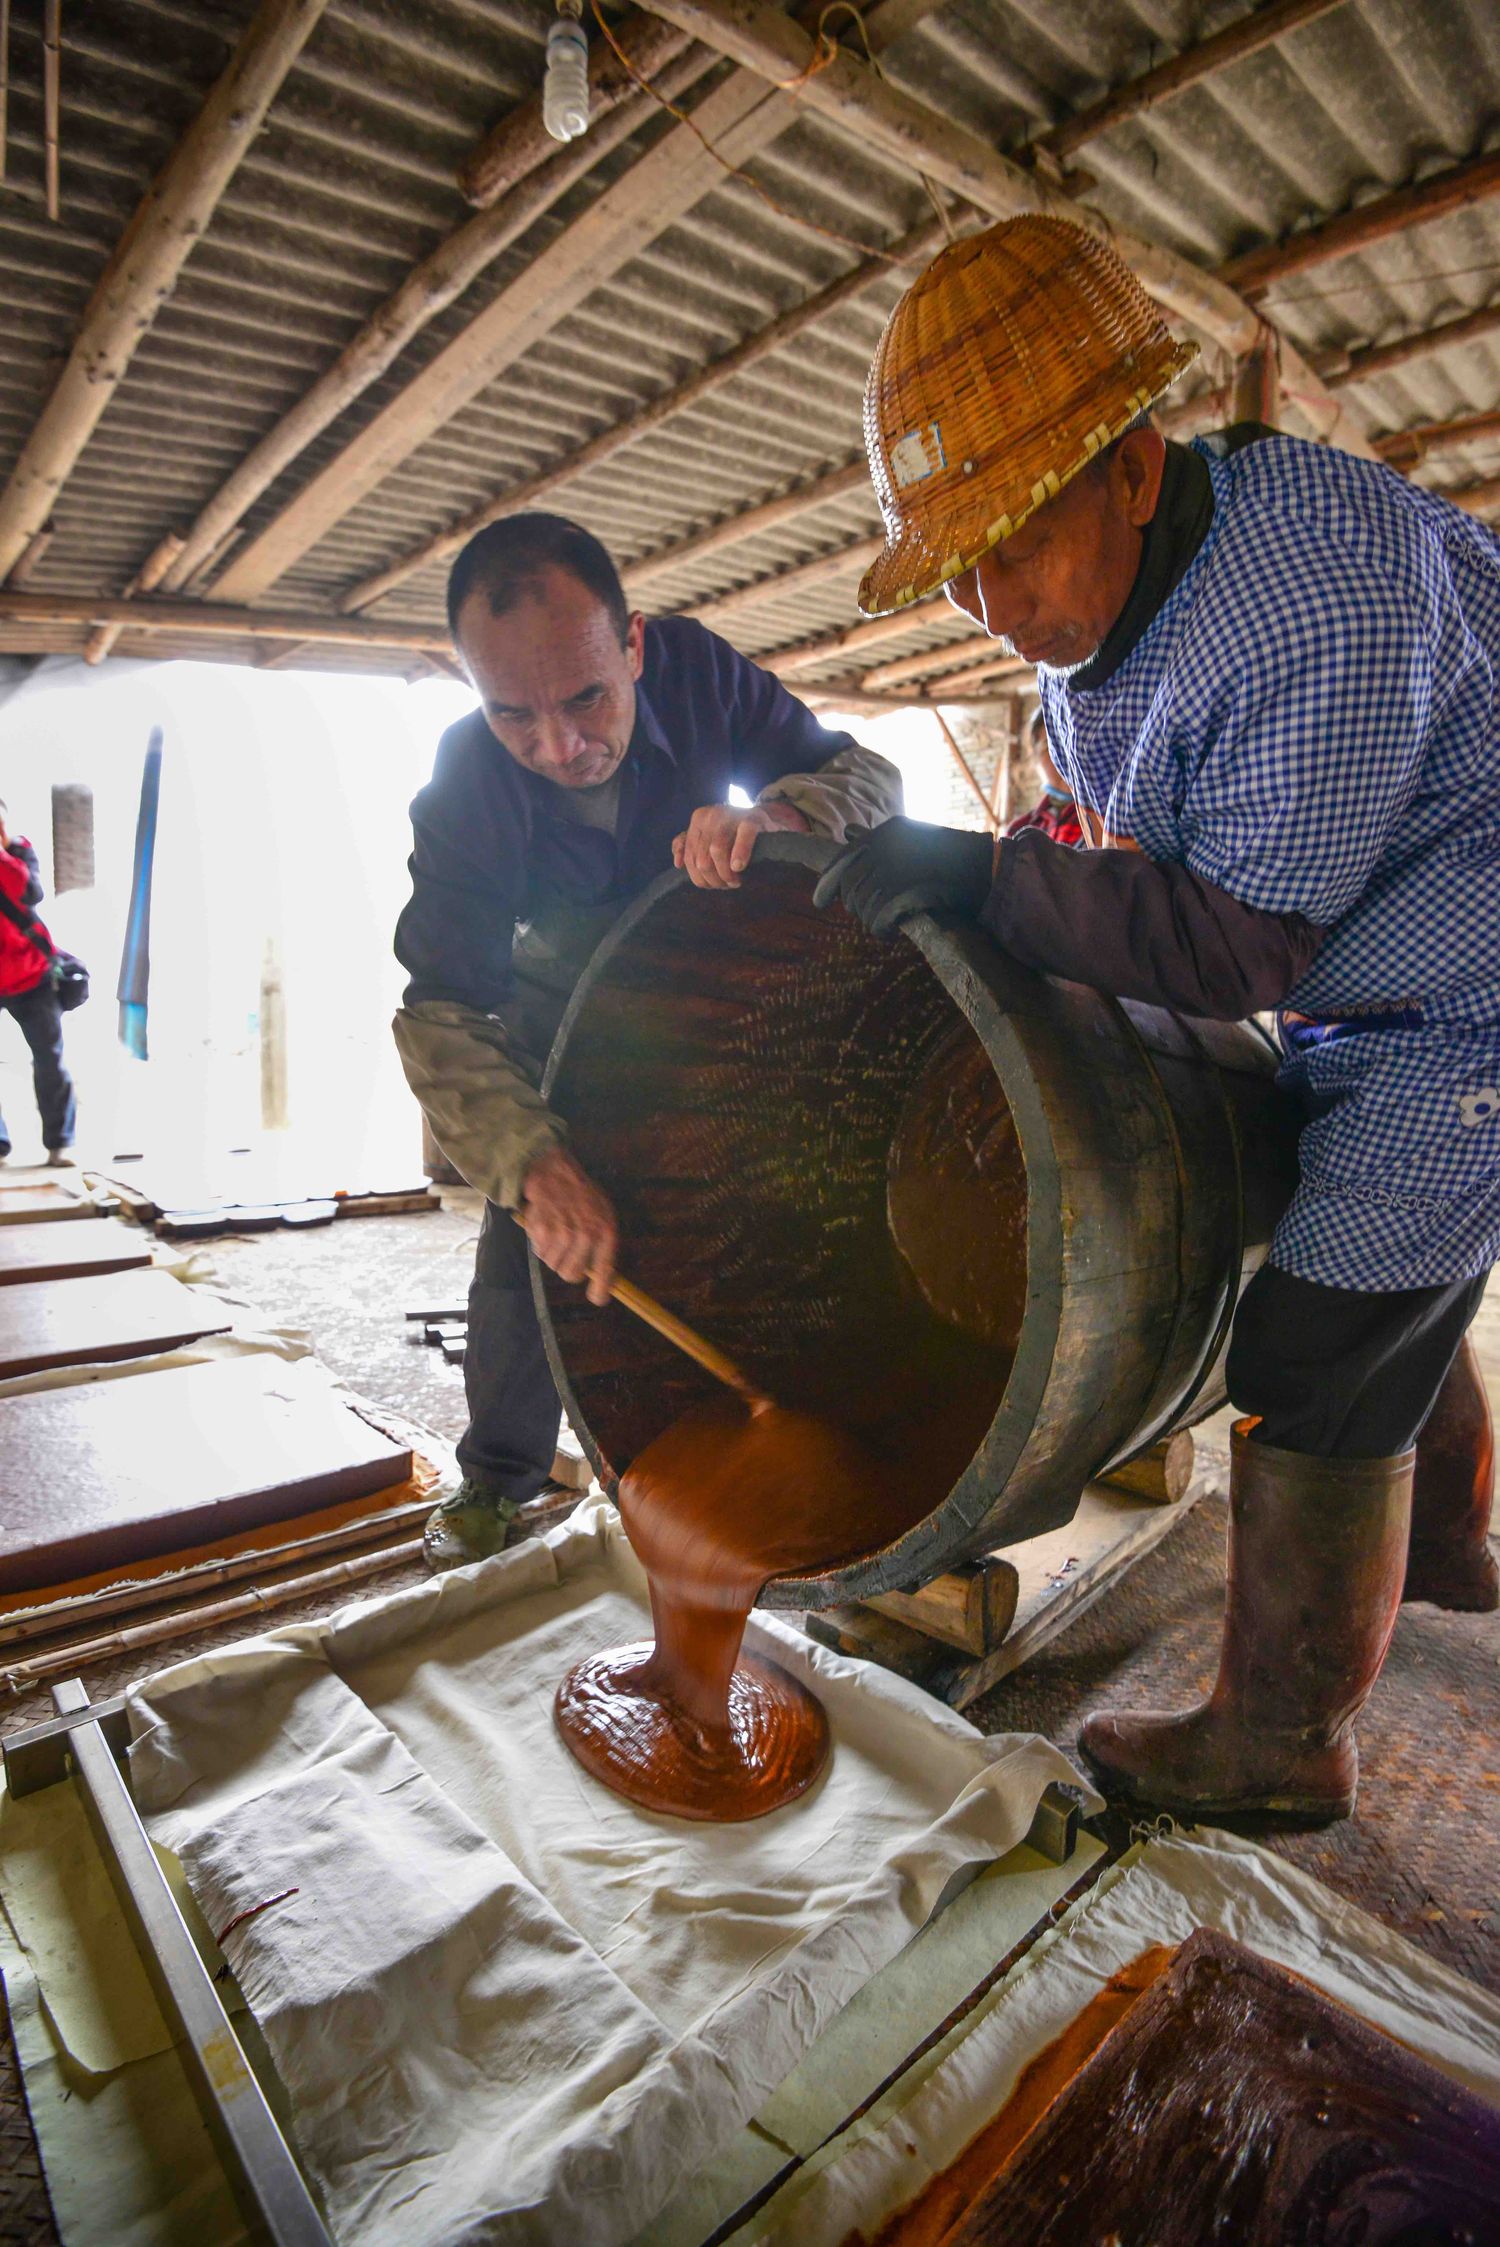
[0,0,11,183]
[1322,301,1500,388]
[0,1536,428,1696]
[1036,0,1349,161]
[931,707,998,832]
[84,531,184,663]
[0,588,454,653]
[859,631,1001,691]
[340,216,946,615]
[684,536,884,629]
[623,459,873,593]
[1222,147,1500,297]
[1450,474,1500,519]
[1374,407,1500,470]
[6,521,55,587]
[765,606,935,677]
[1229,321,1281,424]
[41,0,59,220]
[910,646,1032,696]
[634,0,1261,358]
[459,8,694,206]
[212,0,944,603]
[156,44,717,599]
[0,0,332,585]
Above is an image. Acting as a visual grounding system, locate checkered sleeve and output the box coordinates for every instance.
[1177,547,1434,925]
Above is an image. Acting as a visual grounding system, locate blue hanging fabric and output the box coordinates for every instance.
[117,726,163,1059]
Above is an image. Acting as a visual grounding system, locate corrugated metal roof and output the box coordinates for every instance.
[0,0,1495,681]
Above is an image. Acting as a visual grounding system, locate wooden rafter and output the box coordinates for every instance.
[1322,301,1500,387]
[858,630,994,691]
[1375,408,1500,470]
[1036,0,1349,162]
[1222,147,1500,297]
[459,9,693,207]
[622,460,873,594]
[766,607,934,677]
[0,590,452,654]
[0,0,332,585]
[1451,475,1500,518]
[685,535,884,628]
[341,214,949,615]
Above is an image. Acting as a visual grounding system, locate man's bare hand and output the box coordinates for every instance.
[672,799,809,890]
[520,1146,618,1307]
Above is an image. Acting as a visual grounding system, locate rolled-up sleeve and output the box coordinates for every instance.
[685,624,903,836]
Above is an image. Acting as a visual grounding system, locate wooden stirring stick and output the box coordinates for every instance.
[513,1211,770,1409]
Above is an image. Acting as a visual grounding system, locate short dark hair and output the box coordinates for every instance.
[447,513,630,644]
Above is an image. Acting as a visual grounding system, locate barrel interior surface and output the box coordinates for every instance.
[539,860,1023,1549]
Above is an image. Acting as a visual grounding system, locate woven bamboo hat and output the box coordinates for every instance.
[858,216,1199,617]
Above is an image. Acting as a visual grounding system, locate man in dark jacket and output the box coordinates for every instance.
[394,513,901,1560]
[0,801,75,1168]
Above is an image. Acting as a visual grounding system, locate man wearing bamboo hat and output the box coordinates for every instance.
[816,214,1500,1828]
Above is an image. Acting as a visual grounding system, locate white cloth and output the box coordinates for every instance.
[127,1501,1085,2247]
[750,1826,1500,2244]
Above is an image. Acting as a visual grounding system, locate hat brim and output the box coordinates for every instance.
[857,340,1200,620]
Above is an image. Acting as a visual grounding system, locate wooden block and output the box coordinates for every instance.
[0,1269,231,1380]
[550,1426,593,1493]
[803,1604,956,1695]
[863,1556,1020,1656]
[1097,1430,1196,1505]
[0,1183,99,1225]
[0,1218,152,1287]
[0,1358,413,1593]
[405,1304,468,1324]
[440,1339,467,1365]
[423,1321,466,1346]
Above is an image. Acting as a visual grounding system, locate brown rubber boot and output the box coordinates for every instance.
[1078,1422,1413,1825]
[1403,1339,1498,1612]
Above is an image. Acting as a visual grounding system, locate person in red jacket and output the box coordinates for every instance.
[1005,705,1085,849]
[0,802,76,1166]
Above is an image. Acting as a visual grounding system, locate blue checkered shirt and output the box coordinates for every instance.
[1039,435,1500,1291]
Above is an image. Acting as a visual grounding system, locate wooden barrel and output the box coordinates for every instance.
[536,838,1298,1607]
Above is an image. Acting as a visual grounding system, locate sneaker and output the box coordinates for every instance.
[45,1149,76,1169]
[423,1476,521,1571]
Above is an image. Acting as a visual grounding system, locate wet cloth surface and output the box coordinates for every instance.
[125,1502,1084,2247]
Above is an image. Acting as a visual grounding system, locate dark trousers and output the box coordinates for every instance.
[0,979,75,1155]
[1227,1262,1491,1459]
[456,1201,562,1498]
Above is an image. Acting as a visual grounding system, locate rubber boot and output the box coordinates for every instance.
[423,1474,521,1571]
[1078,1421,1413,1825]
[1403,1339,1498,1612]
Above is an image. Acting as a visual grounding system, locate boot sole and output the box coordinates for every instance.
[1079,1748,1353,1829]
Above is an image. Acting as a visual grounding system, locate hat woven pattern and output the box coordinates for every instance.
[859,217,1199,616]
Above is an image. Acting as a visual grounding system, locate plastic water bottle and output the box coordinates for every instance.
[543,13,590,143]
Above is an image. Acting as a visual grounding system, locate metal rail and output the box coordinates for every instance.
[6,1680,333,2247]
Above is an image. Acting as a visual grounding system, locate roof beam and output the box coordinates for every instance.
[683,535,884,628]
[1036,0,1349,162]
[1222,148,1500,297]
[1375,407,1500,471]
[1451,475,1500,519]
[458,9,694,207]
[766,606,936,676]
[0,590,452,654]
[341,214,947,614]
[858,632,996,691]
[155,42,716,598]
[634,0,1260,358]
[0,0,333,584]
[1321,301,1500,387]
[622,458,873,592]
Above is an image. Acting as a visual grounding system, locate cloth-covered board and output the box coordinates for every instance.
[750,1828,1500,2244]
[0,1216,150,1285]
[0,1269,231,1380]
[0,1182,97,1225]
[0,1357,413,1592]
[127,1501,1090,2247]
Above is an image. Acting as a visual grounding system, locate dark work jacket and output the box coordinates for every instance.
[396,615,859,1065]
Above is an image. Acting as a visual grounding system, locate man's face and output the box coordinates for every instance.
[457,563,645,789]
[945,428,1166,671]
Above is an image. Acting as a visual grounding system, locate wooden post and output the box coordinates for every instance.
[0,0,332,585]
[931,707,999,833]
[259,934,289,1132]
[1230,321,1281,424]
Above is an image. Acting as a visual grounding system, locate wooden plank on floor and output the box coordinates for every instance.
[0,1269,230,1380]
[0,1182,100,1225]
[0,1218,151,1286]
[0,1358,413,1593]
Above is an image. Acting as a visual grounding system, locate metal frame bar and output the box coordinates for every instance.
[12,1680,333,2247]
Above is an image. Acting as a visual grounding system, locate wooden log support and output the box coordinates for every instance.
[1097,1430,1196,1506]
[157,43,717,599]
[84,530,184,664]
[1230,321,1281,425]
[1321,300,1500,388]
[1374,407,1500,471]
[458,9,694,206]
[340,217,946,616]
[1222,147,1500,298]
[41,0,59,221]
[1036,0,1349,162]
[634,0,1261,359]
[0,0,332,585]
[0,589,453,655]
[863,1556,1020,1657]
